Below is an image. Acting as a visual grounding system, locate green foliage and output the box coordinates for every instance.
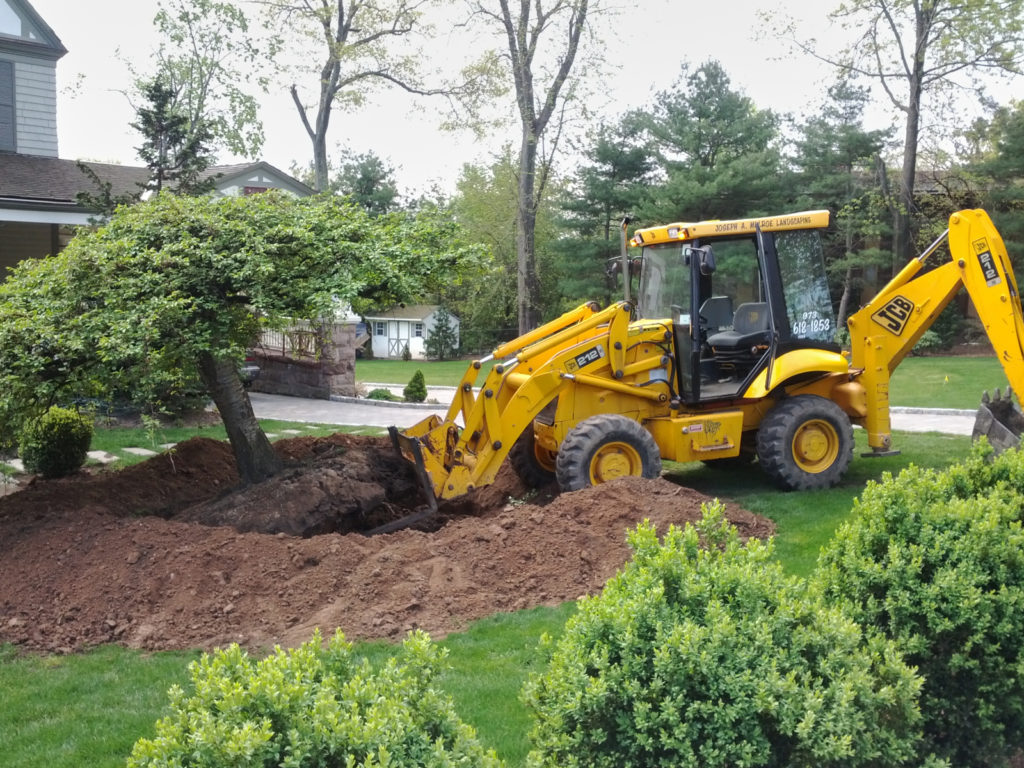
[132,76,217,195]
[404,370,427,403]
[424,307,459,360]
[815,444,1024,766]
[0,193,481,444]
[636,61,788,223]
[525,504,923,768]
[127,629,502,768]
[366,387,401,402]
[18,406,93,479]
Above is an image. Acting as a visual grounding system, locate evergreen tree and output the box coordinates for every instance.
[553,120,655,310]
[335,150,400,214]
[132,77,217,195]
[638,61,788,223]
[424,307,458,360]
[792,80,892,332]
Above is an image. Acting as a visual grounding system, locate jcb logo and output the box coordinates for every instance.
[871,296,914,335]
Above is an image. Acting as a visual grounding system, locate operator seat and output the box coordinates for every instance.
[706,302,771,376]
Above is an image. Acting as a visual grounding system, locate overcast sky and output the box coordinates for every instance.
[26,0,1003,195]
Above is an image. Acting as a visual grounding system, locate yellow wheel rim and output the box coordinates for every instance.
[588,442,643,485]
[791,419,840,473]
[534,443,558,473]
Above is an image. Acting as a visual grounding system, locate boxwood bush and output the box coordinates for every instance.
[127,629,502,768]
[524,504,924,768]
[815,444,1024,767]
[18,405,92,478]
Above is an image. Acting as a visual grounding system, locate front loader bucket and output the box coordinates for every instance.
[973,388,1024,454]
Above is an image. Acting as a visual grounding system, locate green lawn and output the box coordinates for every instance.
[0,416,976,768]
[359,354,1008,410]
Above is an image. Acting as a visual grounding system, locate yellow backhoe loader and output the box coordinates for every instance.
[391,208,1024,511]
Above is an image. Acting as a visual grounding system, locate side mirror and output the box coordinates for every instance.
[700,245,716,276]
[682,245,716,275]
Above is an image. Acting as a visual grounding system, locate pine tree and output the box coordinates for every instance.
[403,370,427,403]
[132,77,217,196]
[424,307,458,360]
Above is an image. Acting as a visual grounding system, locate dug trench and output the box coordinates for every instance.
[0,433,774,653]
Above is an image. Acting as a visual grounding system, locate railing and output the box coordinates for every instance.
[256,319,323,359]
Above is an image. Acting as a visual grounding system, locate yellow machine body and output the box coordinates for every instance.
[393,209,1024,504]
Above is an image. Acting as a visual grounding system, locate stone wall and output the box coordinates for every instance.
[250,322,357,399]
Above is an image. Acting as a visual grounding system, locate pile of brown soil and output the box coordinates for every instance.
[0,434,774,653]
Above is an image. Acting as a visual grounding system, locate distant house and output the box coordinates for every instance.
[0,0,312,279]
[364,305,460,359]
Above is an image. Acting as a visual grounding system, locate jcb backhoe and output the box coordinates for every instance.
[391,208,1024,510]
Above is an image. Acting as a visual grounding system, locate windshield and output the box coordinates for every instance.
[637,243,691,322]
[775,230,835,343]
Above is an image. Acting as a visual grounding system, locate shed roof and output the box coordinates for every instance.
[364,305,449,321]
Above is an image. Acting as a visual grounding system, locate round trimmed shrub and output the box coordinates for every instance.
[404,369,427,403]
[18,405,93,478]
[815,446,1024,767]
[524,504,923,768]
[127,629,501,768]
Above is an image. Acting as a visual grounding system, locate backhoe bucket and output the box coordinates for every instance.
[973,388,1024,454]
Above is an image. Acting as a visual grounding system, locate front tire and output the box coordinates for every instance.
[555,414,662,492]
[756,395,853,490]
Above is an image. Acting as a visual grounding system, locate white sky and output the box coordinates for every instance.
[24,0,1020,196]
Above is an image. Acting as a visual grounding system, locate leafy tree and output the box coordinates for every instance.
[132,77,217,195]
[0,193,482,484]
[146,0,272,159]
[424,306,458,360]
[975,100,1024,266]
[638,61,787,223]
[448,152,561,352]
[792,80,892,331]
[553,119,655,309]
[799,0,1024,267]
[260,0,495,193]
[468,0,598,333]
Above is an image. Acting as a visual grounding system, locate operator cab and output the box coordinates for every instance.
[632,211,836,404]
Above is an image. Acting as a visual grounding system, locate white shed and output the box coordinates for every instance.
[364,305,460,359]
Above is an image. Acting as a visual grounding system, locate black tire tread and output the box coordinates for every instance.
[555,413,662,492]
[756,395,853,490]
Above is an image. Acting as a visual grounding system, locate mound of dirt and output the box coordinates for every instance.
[0,434,774,653]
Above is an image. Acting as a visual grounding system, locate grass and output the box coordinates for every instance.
[356,358,498,388]
[0,425,976,768]
[890,355,1006,409]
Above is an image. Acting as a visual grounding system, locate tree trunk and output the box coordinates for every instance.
[196,351,283,484]
[517,129,542,333]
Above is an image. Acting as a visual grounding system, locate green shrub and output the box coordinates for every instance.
[18,405,93,479]
[127,629,502,768]
[366,387,401,402]
[402,342,412,362]
[524,505,923,768]
[404,369,427,403]
[815,445,1024,767]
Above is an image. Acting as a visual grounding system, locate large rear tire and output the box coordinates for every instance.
[555,414,662,492]
[756,395,853,490]
[509,425,557,487]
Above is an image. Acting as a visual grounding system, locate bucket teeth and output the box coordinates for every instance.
[982,390,991,404]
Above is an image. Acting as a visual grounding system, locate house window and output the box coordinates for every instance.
[374,321,385,336]
[0,60,14,153]
[243,186,269,195]
[414,323,424,338]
